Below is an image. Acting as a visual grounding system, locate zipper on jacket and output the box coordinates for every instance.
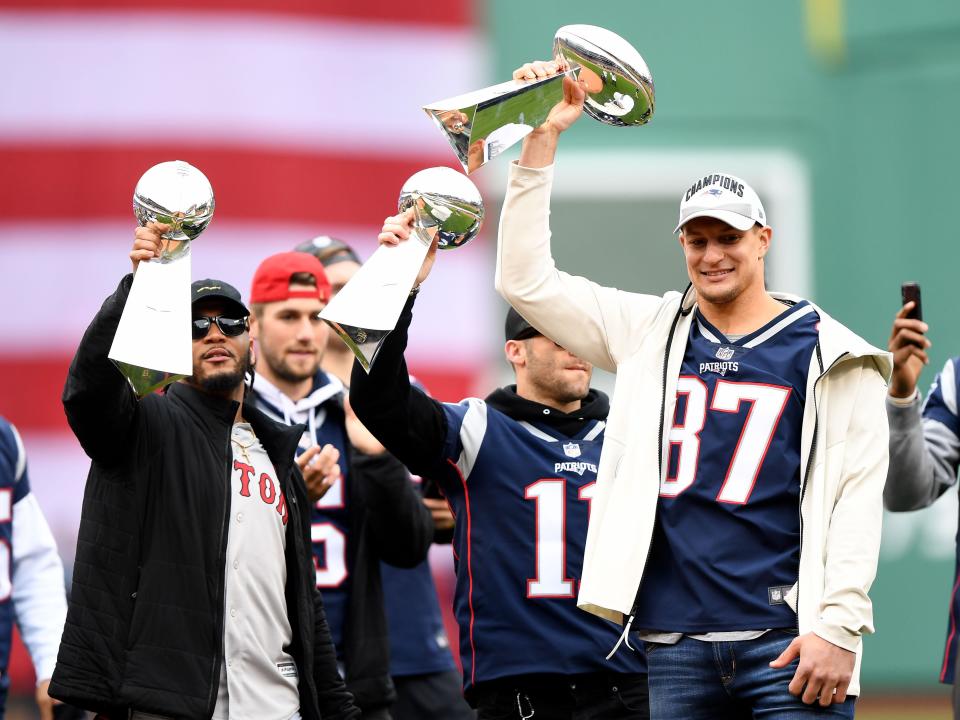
[619,289,690,649]
[656,287,690,481]
[207,433,234,718]
[796,344,847,622]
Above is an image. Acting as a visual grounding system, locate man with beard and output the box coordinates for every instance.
[295,236,474,720]
[349,217,649,720]
[247,251,433,720]
[49,223,361,720]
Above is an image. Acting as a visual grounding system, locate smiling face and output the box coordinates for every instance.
[678,216,772,308]
[186,300,252,396]
[507,334,593,412]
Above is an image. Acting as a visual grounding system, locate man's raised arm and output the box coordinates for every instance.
[494,63,662,373]
[63,224,170,463]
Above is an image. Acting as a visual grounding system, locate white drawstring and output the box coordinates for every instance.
[605,614,636,660]
[306,406,318,450]
[250,371,342,451]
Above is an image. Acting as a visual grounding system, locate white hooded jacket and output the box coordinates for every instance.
[494,162,892,696]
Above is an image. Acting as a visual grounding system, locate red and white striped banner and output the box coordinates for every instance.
[0,0,490,685]
[0,0,494,427]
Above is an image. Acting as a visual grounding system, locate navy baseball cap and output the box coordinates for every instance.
[191,279,249,318]
[294,235,362,268]
[504,307,540,342]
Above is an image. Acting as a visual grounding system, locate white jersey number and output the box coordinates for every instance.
[525,479,595,599]
[661,377,790,504]
[310,474,347,588]
[311,523,348,588]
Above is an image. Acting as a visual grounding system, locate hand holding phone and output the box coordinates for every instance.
[901,282,922,321]
[888,282,929,398]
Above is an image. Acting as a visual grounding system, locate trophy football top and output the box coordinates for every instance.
[554,24,655,127]
[423,24,655,173]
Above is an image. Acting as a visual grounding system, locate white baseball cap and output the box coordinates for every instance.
[674,172,766,233]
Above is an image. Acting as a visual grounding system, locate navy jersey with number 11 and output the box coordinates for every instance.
[433,397,646,693]
[635,301,820,633]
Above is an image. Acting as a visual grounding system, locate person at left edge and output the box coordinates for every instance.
[0,416,77,720]
[247,251,434,720]
[48,222,360,720]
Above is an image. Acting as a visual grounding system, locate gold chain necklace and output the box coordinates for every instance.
[231,428,257,465]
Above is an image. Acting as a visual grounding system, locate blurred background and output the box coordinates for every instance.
[1,0,958,717]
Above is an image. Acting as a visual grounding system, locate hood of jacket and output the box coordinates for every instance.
[251,371,344,451]
[485,385,609,437]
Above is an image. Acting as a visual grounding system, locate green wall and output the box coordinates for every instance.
[487,0,960,690]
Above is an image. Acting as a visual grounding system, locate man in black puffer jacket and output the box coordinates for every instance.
[49,222,368,720]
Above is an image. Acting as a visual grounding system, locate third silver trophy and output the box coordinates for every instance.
[424,24,655,173]
[319,167,483,371]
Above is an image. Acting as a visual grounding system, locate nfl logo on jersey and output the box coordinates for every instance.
[563,442,581,458]
[715,346,735,361]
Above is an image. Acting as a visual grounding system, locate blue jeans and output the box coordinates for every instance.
[645,632,856,719]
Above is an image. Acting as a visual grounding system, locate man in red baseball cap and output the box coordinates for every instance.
[247,251,434,720]
[294,239,475,720]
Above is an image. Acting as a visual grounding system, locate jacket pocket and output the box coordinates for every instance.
[125,565,142,649]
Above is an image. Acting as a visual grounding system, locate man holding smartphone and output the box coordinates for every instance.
[884,284,960,717]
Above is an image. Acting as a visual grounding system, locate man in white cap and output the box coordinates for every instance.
[490,59,892,718]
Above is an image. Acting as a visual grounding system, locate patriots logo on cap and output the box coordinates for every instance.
[704,188,723,197]
[563,442,581,458]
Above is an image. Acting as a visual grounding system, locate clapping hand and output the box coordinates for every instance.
[297,444,341,503]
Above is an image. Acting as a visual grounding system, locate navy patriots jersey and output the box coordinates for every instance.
[917,358,960,683]
[0,419,33,712]
[309,425,350,653]
[433,399,645,692]
[635,301,819,632]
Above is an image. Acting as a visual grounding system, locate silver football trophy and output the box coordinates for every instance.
[320,167,483,371]
[424,24,655,173]
[108,160,215,396]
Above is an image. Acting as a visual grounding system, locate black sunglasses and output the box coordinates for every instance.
[192,315,249,340]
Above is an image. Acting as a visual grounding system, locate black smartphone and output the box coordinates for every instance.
[901,282,922,322]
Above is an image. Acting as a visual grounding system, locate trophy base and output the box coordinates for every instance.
[113,360,187,397]
[326,322,392,373]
